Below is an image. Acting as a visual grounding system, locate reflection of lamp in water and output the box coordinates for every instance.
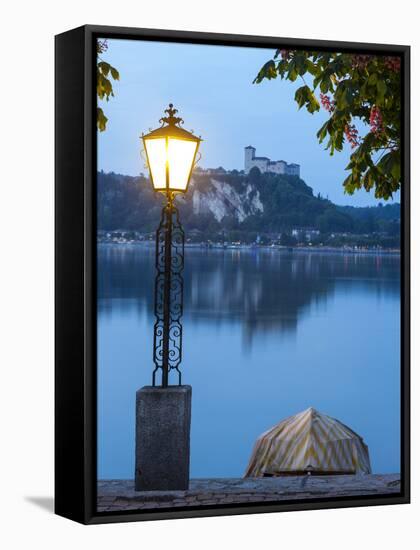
[142,104,201,387]
[135,105,202,491]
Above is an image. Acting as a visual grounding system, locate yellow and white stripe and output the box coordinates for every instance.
[244,407,371,477]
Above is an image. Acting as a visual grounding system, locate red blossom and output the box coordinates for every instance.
[320,93,335,113]
[344,124,359,149]
[384,56,401,72]
[351,54,372,70]
[278,49,292,60]
[369,105,384,135]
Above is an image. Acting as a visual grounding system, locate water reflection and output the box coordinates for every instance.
[97,244,401,478]
[98,245,400,349]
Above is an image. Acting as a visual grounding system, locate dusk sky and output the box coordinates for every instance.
[98,39,399,207]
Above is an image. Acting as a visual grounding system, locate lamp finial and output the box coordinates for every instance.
[160,103,184,127]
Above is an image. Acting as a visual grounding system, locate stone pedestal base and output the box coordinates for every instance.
[135,385,192,491]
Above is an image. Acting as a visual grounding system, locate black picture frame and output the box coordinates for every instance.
[55,24,410,525]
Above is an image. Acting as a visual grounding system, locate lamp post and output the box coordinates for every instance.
[142,104,201,387]
[135,105,202,491]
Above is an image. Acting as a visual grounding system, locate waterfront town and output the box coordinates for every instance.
[97,228,400,254]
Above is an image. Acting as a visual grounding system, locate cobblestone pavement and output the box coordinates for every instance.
[97,474,401,512]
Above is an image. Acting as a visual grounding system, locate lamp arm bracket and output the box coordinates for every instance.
[194,151,202,167]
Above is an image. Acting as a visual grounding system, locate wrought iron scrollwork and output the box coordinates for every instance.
[152,198,185,387]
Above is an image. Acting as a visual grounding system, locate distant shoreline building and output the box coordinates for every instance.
[291,227,320,242]
[244,146,300,177]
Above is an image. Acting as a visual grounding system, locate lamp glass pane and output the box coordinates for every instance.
[168,138,197,191]
[144,137,166,189]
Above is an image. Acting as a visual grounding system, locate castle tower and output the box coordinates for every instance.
[244,146,256,174]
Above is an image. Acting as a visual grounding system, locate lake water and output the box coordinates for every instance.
[97,245,401,479]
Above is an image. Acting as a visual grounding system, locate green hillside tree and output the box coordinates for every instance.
[254,51,401,200]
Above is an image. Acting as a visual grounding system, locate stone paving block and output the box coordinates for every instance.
[97,475,401,513]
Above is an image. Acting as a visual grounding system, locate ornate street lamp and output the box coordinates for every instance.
[135,105,202,491]
[141,104,202,388]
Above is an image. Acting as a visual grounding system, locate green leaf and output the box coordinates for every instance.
[391,158,401,180]
[305,59,319,76]
[294,85,309,109]
[294,85,320,113]
[110,66,120,80]
[343,173,356,194]
[377,151,401,182]
[253,60,277,83]
[97,107,108,132]
[335,80,353,110]
[316,120,330,142]
[288,68,298,82]
[320,75,329,94]
[102,77,113,97]
[98,61,111,77]
[376,79,387,104]
[313,74,322,89]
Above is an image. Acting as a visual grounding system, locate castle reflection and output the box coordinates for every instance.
[97,245,400,348]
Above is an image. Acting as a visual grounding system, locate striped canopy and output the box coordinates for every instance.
[245,407,371,477]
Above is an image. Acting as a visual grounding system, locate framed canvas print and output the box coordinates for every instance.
[55,25,410,525]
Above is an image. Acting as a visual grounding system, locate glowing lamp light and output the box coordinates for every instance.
[142,104,202,194]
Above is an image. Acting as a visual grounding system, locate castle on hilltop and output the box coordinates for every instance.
[244,146,300,177]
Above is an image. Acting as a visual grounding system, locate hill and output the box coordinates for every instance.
[97,169,400,245]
